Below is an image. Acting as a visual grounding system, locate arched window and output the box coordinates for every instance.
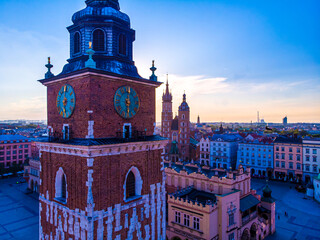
[55,168,67,203]
[118,34,127,55]
[126,171,135,198]
[123,167,143,201]
[93,29,105,51]
[74,32,81,54]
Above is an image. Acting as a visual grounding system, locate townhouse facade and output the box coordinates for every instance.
[303,138,320,182]
[210,134,243,170]
[0,135,31,169]
[273,136,303,181]
[237,139,274,178]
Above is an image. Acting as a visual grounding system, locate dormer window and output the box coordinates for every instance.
[93,29,105,51]
[119,34,127,55]
[74,32,81,54]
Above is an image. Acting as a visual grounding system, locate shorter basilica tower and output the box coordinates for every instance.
[178,93,190,161]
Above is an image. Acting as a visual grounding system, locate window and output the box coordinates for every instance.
[74,32,81,54]
[119,34,127,55]
[124,167,142,201]
[24,145,28,148]
[55,168,67,203]
[313,165,317,172]
[93,29,105,51]
[297,155,301,161]
[229,233,235,240]
[289,148,292,152]
[276,147,279,151]
[281,162,285,168]
[193,217,200,230]
[126,171,135,198]
[229,213,235,226]
[297,148,301,153]
[276,153,279,159]
[306,148,310,154]
[313,156,317,162]
[184,214,190,227]
[305,165,310,171]
[306,156,310,161]
[289,154,293,160]
[281,147,285,151]
[281,153,285,160]
[175,212,181,224]
[297,163,301,170]
[313,149,317,154]
[63,125,69,140]
[289,162,293,169]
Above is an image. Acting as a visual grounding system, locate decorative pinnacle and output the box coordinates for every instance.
[45,57,54,79]
[149,60,158,81]
[85,42,96,69]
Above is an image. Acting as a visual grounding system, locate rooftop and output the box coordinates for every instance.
[164,162,227,178]
[240,194,260,212]
[0,135,30,143]
[170,187,217,205]
[35,135,167,146]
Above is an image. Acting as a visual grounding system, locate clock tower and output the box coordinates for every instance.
[37,1,167,239]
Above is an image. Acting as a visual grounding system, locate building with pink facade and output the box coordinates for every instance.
[24,141,40,192]
[0,135,31,170]
[273,136,303,181]
[164,162,275,240]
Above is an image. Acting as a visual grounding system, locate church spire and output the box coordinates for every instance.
[162,74,172,102]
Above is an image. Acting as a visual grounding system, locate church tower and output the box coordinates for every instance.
[161,76,173,139]
[178,93,190,161]
[37,1,167,239]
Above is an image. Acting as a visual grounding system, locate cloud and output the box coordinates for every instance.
[0,96,46,120]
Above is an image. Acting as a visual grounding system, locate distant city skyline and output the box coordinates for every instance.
[0,0,319,123]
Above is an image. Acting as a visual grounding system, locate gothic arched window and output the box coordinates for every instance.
[55,168,67,203]
[118,34,127,55]
[123,167,143,201]
[93,29,105,51]
[126,171,135,198]
[74,32,81,54]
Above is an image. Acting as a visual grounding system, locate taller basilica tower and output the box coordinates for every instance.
[37,1,167,239]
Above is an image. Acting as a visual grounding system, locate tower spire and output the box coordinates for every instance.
[149,60,158,81]
[45,57,54,79]
[85,0,120,10]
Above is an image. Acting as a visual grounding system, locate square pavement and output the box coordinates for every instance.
[0,177,39,240]
[252,179,320,240]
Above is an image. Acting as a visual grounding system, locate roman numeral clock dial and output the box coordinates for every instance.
[56,84,76,118]
[114,86,140,119]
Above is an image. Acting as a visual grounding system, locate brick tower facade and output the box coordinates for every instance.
[36,1,167,239]
[161,78,173,139]
[161,78,193,162]
[178,93,190,161]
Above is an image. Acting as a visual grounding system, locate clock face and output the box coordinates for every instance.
[57,84,76,119]
[114,86,140,119]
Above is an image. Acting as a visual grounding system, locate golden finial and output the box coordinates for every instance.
[89,41,92,49]
[48,57,51,64]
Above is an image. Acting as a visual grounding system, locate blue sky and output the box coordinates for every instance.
[0,0,319,123]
